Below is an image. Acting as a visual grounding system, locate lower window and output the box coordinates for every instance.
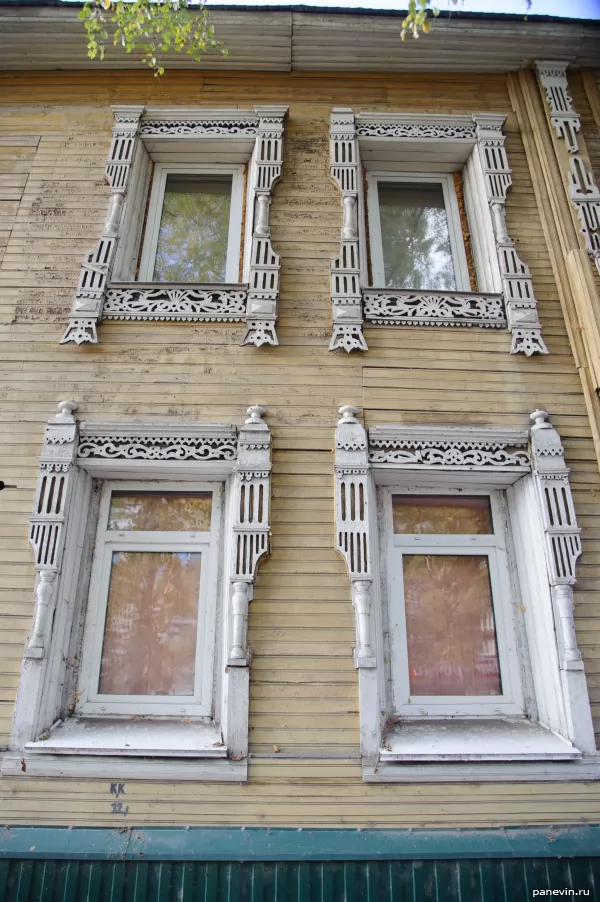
[77,482,222,718]
[386,490,523,719]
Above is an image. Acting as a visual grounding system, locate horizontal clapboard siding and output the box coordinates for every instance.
[0,69,598,828]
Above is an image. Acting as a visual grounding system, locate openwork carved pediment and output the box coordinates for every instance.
[77,430,238,463]
[368,426,531,470]
[355,122,477,140]
[140,120,258,137]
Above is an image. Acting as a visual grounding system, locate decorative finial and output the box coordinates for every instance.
[338,405,360,425]
[57,401,78,420]
[530,409,549,429]
[245,405,266,425]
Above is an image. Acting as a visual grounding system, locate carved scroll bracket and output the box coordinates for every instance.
[530,409,583,670]
[242,107,288,348]
[329,110,367,353]
[61,106,145,345]
[536,62,600,280]
[26,401,79,659]
[474,115,548,356]
[334,406,375,667]
[227,406,272,665]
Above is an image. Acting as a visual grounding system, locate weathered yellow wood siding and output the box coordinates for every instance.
[0,70,599,827]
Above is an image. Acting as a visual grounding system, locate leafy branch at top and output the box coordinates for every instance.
[401,0,533,40]
[78,0,227,77]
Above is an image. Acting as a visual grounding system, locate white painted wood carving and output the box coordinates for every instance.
[368,425,530,470]
[536,62,600,278]
[329,110,368,352]
[61,106,287,346]
[61,107,144,345]
[328,109,547,355]
[103,285,248,322]
[363,290,506,328]
[26,401,79,658]
[243,111,287,347]
[334,406,375,666]
[227,406,272,664]
[473,115,547,356]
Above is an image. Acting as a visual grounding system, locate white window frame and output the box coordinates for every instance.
[77,481,222,718]
[366,172,471,292]
[383,487,522,718]
[138,163,245,284]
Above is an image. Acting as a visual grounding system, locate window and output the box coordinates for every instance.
[138,165,244,284]
[78,483,221,718]
[366,174,470,292]
[334,409,597,779]
[385,490,521,718]
[6,405,272,780]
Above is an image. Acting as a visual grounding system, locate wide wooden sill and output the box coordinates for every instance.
[380,718,580,763]
[2,719,247,780]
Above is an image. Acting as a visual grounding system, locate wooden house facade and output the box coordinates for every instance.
[0,5,599,897]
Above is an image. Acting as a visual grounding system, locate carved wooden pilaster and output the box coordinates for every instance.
[474,115,548,356]
[334,406,375,667]
[61,107,144,345]
[529,408,595,751]
[26,401,79,658]
[242,107,287,347]
[329,110,367,353]
[529,409,582,666]
[536,62,600,279]
[227,406,271,665]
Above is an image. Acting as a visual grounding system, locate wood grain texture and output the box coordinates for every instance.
[0,69,599,827]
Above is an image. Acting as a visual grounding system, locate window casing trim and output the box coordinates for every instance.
[5,403,272,780]
[333,406,596,778]
[60,105,288,348]
[328,109,547,357]
[138,163,245,284]
[365,172,471,293]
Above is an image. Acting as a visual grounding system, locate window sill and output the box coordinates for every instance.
[379,719,581,763]
[103,282,249,323]
[2,718,248,781]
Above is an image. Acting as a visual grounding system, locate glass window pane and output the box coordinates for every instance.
[99,550,201,696]
[403,554,501,696]
[377,181,457,291]
[108,493,212,532]
[153,174,232,283]
[393,495,493,535]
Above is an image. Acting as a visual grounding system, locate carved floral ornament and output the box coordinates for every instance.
[333,406,583,681]
[328,108,547,356]
[535,61,600,279]
[60,105,287,348]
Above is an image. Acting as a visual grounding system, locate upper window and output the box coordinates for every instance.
[366,173,471,291]
[385,489,522,718]
[138,164,245,283]
[78,482,222,718]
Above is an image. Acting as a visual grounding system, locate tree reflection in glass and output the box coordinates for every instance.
[153,174,232,283]
[108,492,212,532]
[99,550,201,696]
[377,181,456,290]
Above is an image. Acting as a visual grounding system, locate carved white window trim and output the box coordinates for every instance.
[137,163,245,283]
[4,403,272,781]
[329,109,547,357]
[366,172,472,292]
[60,105,287,348]
[333,406,598,782]
[536,61,600,279]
